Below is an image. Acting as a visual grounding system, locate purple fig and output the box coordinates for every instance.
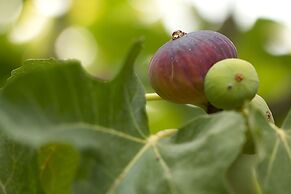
[148,30,237,106]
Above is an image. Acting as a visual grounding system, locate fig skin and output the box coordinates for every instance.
[250,94,274,123]
[148,30,237,106]
[204,58,259,110]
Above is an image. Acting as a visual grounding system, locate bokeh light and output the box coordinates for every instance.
[129,0,162,24]
[0,0,23,32]
[69,0,100,26]
[9,9,50,43]
[34,0,72,17]
[130,0,198,32]
[264,26,291,55]
[55,26,98,67]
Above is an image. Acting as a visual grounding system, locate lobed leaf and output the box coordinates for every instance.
[0,41,246,194]
[0,41,148,194]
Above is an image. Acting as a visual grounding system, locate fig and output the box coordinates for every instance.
[204,58,259,110]
[250,94,274,123]
[148,30,237,106]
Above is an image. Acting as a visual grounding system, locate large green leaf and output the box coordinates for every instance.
[2,43,148,139]
[249,108,291,194]
[1,110,246,194]
[75,112,245,194]
[0,41,246,193]
[0,41,148,194]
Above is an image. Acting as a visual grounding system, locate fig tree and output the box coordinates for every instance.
[148,30,237,106]
[204,58,259,110]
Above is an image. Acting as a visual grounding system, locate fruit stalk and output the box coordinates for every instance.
[145,93,163,101]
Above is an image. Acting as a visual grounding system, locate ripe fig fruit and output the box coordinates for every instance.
[250,94,274,123]
[204,58,259,110]
[148,30,237,106]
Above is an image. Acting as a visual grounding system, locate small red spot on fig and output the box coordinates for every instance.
[234,73,244,82]
[172,30,187,40]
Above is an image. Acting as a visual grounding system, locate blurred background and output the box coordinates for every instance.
[0,0,290,132]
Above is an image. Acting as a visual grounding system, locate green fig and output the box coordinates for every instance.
[204,58,259,110]
[250,94,274,123]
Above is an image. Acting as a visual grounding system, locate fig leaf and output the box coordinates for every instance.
[0,42,246,194]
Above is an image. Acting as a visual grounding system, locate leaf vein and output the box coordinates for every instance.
[39,144,58,178]
[0,180,7,194]
[153,145,178,194]
[273,126,291,162]
[53,123,146,144]
[3,143,17,188]
[105,143,151,194]
[125,84,147,138]
[264,138,279,184]
[281,135,291,162]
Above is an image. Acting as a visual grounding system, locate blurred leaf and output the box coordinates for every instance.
[2,41,148,138]
[0,35,23,86]
[249,108,291,194]
[156,112,245,194]
[226,154,261,194]
[0,135,44,194]
[38,144,80,194]
[0,41,148,194]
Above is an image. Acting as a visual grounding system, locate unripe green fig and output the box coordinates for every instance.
[148,30,237,106]
[204,58,259,110]
[250,94,274,123]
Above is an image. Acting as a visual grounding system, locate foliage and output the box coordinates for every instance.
[0,41,290,194]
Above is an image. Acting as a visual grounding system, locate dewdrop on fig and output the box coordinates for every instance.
[148,30,237,107]
[204,58,259,110]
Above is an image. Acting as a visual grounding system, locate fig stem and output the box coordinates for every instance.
[171,30,187,40]
[240,107,264,193]
[145,93,163,101]
[206,103,222,114]
[240,108,256,154]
